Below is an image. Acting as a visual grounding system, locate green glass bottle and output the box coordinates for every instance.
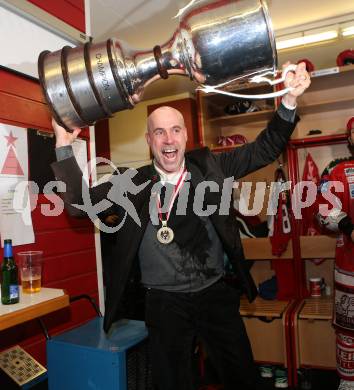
[1,239,19,304]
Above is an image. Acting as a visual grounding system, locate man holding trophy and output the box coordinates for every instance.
[37,1,312,388]
[50,61,310,389]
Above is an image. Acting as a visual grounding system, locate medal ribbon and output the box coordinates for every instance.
[156,168,187,224]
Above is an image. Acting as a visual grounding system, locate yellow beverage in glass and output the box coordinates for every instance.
[18,251,43,294]
[22,276,41,293]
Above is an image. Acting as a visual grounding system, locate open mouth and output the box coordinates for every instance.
[162,148,178,160]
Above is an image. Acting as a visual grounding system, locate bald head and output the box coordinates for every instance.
[147,106,185,133]
[145,106,188,174]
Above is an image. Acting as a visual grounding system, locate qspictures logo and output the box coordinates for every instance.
[10,157,345,234]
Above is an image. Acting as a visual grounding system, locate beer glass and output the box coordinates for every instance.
[18,251,43,294]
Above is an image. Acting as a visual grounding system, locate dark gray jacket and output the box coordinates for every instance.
[52,111,298,332]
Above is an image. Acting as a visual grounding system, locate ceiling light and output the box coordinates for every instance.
[276,26,339,51]
[303,26,338,44]
[341,21,354,37]
[276,32,303,50]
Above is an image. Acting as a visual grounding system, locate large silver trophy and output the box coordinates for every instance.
[38,0,279,130]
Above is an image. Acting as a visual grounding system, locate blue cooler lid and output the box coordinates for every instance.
[51,318,147,352]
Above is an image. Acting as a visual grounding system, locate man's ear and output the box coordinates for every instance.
[145,132,151,146]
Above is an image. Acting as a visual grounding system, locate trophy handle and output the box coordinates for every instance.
[250,64,297,86]
[199,64,297,100]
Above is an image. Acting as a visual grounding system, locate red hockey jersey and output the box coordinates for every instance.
[317,158,354,271]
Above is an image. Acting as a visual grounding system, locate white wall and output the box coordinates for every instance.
[0,4,74,78]
[278,36,354,70]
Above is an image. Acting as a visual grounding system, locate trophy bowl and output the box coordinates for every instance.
[38,0,277,130]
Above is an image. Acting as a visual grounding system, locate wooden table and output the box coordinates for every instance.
[0,287,69,331]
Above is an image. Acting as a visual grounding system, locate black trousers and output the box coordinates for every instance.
[145,279,264,390]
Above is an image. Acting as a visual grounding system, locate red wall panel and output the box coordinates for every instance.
[94,118,111,161]
[27,0,86,33]
[0,69,90,138]
[43,251,97,284]
[0,69,46,103]
[0,68,99,369]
